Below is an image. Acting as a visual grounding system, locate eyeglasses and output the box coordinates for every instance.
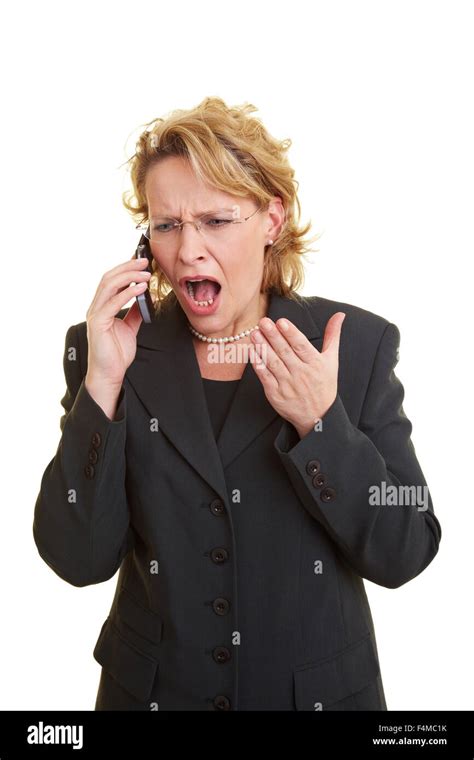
[136,203,265,246]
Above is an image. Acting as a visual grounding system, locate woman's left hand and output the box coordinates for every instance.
[249,313,346,439]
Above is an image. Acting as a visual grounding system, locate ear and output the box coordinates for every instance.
[266,196,286,243]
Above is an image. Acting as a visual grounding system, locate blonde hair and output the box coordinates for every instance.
[122,96,321,311]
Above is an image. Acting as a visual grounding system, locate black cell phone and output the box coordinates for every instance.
[134,232,154,323]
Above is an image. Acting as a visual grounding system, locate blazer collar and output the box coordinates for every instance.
[125,288,323,503]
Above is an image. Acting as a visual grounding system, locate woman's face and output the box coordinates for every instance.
[144,155,283,337]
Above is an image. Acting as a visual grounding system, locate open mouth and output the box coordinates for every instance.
[184,278,222,307]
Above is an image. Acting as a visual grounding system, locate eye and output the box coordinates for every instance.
[152,221,175,233]
[205,218,233,227]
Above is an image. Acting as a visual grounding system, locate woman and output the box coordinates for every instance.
[33,96,442,711]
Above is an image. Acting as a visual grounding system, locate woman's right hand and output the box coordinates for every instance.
[85,256,152,393]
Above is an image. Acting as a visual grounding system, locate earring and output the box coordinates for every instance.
[267,239,274,245]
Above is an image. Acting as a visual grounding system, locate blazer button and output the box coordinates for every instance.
[91,432,102,448]
[212,597,230,616]
[213,646,231,664]
[213,695,231,710]
[88,449,99,464]
[312,472,327,489]
[211,547,229,564]
[84,464,95,479]
[320,486,336,502]
[210,499,225,516]
[306,459,321,476]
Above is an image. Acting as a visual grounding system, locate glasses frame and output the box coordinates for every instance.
[136,203,266,241]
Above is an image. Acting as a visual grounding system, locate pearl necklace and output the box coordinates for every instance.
[188,322,259,343]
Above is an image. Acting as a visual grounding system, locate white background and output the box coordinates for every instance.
[1,0,472,710]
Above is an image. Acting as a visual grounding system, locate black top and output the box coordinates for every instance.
[202,377,240,440]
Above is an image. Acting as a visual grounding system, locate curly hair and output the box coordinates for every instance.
[121,96,322,312]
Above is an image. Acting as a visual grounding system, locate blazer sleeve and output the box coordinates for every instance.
[33,323,134,587]
[273,321,442,589]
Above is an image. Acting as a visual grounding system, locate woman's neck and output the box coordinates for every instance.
[192,290,269,380]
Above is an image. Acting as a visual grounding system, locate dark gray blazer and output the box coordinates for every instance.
[33,287,442,711]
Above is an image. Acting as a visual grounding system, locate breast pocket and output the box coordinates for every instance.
[93,587,163,704]
[293,633,382,711]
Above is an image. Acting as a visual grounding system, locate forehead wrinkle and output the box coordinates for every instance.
[150,205,235,219]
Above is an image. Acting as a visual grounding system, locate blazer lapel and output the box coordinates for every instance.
[125,289,322,501]
[125,292,227,500]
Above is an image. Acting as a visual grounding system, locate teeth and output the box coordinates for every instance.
[186,281,216,307]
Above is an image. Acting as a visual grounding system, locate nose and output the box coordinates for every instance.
[177,221,208,264]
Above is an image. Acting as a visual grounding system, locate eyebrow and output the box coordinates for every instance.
[151,207,235,219]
